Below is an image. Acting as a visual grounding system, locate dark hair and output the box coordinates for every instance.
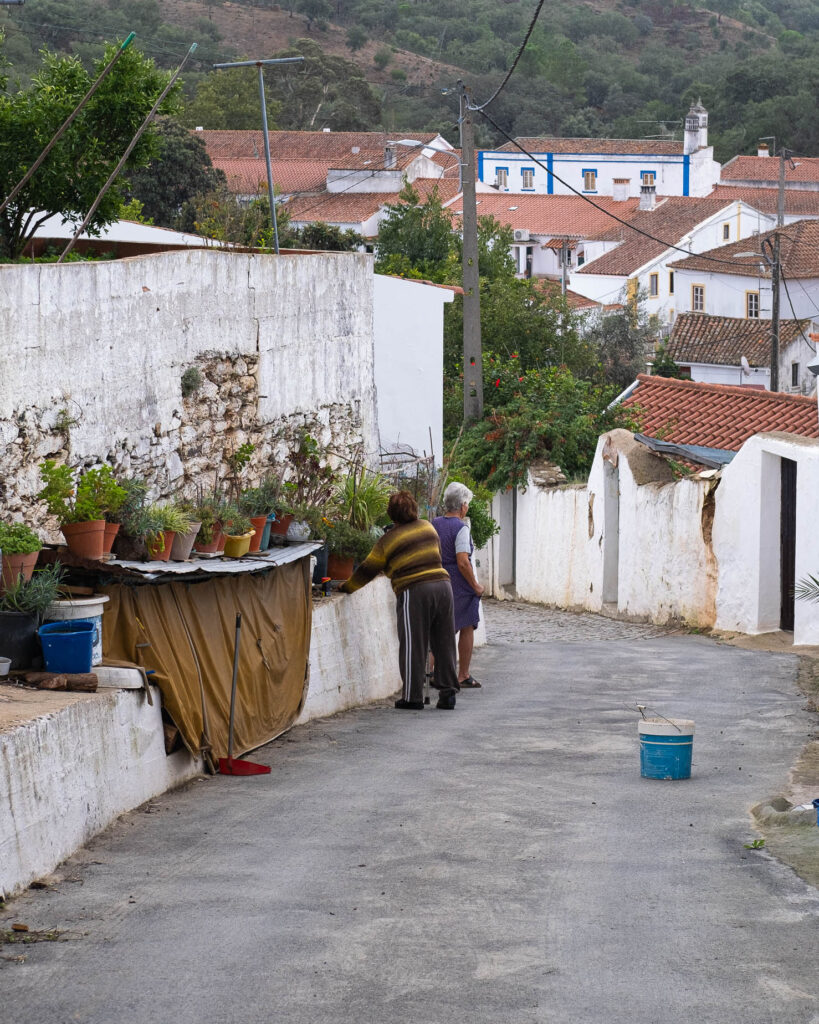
[387,490,418,524]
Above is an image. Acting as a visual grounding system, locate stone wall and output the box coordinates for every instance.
[0,249,378,534]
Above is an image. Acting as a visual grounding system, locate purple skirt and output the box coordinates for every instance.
[450,575,481,632]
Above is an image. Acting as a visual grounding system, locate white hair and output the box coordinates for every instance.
[443,481,474,512]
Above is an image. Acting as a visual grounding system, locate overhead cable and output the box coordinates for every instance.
[470,0,547,112]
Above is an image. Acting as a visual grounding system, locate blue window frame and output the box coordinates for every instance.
[520,166,535,190]
[582,168,597,192]
[640,169,656,186]
[494,165,509,188]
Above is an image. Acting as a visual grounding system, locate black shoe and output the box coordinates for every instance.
[436,695,456,710]
[424,696,430,705]
[395,699,424,710]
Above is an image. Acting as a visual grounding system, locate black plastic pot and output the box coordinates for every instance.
[0,610,42,671]
[312,543,329,584]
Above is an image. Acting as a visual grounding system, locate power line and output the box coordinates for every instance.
[470,0,547,112]
[474,106,763,270]
[780,269,817,352]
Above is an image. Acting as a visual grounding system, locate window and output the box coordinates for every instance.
[521,168,534,189]
[582,169,597,191]
[722,223,730,241]
[692,284,705,312]
[792,362,800,388]
[746,291,760,318]
[649,273,659,297]
[494,167,508,189]
[668,271,675,295]
[641,171,656,186]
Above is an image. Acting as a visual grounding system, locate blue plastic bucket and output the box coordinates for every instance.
[638,718,695,780]
[38,619,95,674]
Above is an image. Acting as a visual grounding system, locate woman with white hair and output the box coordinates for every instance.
[432,481,485,688]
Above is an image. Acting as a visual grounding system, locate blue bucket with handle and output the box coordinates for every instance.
[639,718,695,780]
[38,619,95,674]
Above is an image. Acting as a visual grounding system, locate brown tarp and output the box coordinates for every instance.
[100,560,312,761]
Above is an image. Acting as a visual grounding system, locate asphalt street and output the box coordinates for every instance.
[3,603,819,1024]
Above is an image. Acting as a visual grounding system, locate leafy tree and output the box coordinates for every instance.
[299,0,332,30]
[650,344,687,379]
[289,221,363,251]
[182,66,281,131]
[0,42,177,260]
[345,25,368,51]
[375,180,459,282]
[373,47,392,70]
[190,187,292,248]
[584,304,654,389]
[125,117,225,228]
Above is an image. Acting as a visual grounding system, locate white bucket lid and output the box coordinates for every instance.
[638,717,695,736]
[45,595,110,619]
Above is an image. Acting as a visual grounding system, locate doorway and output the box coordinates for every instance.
[780,457,797,631]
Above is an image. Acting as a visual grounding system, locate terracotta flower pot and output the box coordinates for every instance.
[170,522,202,561]
[146,531,176,562]
[193,527,225,555]
[327,552,354,580]
[61,520,106,561]
[102,522,120,556]
[223,530,255,558]
[268,513,293,537]
[248,516,269,553]
[1,550,39,592]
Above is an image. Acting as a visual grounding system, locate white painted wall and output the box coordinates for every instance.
[673,361,771,389]
[372,274,454,460]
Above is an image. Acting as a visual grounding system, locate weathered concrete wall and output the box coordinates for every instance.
[0,250,378,529]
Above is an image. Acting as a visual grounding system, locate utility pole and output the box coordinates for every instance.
[561,238,568,295]
[770,230,781,391]
[458,81,483,422]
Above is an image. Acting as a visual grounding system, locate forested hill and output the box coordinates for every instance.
[1,0,818,160]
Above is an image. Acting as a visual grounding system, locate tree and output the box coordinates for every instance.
[289,221,364,251]
[346,25,368,52]
[182,66,281,131]
[650,344,687,379]
[0,42,177,260]
[125,117,226,228]
[375,180,459,282]
[584,304,654,389]
[299,0,332,30]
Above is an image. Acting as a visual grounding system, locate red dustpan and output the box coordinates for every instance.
[218,613,271,777]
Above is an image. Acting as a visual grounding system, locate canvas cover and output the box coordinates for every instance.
[101,560,311,761]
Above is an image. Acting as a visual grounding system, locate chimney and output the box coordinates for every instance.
[757,142,770,157]
[384,144,397,169]
[195,126,203,131]
[322,127,331,133]
[639,183,657,212]
[613,178,630,202]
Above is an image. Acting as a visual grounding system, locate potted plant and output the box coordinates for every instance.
[141,503,194,562]
[336,466,391,532]
[324,520,374,580]
[78,466,127,554]
[38,460,106,560]
[0,521,43,591]
[0,562,65,670]
[109,477,150,559]
[222,510,255,558]
[192,493,227,554]
[239,486,273,553]
[169,500,202,561]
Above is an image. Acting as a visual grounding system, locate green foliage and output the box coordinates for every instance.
[324,519,375,560]
[289,221,363,252]
[78,465,127,519]
[0,562,66,622]
[0,521,42,555]
[466,497,499,550]
[375,181,459,283]
[38,461,99,523]
[651,344,687,379]
[450,360,636,491]
[794,573,819,604]
[125,117,226,229]
[0,41,178,259]
[181,366,204,397]
[223,508,253,536]
[108,476,149,528]
[238,486,271,517]
[582,304,653,389]
[183,65,281,131]
[335,467,391,530]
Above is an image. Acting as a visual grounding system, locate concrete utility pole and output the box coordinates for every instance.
[212,56,304,254]
[769,230,781,391]
[458,81,483,422]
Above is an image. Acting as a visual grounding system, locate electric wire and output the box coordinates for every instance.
[470,0,547,112]
[780,270,817,352]
[473,106,765,270]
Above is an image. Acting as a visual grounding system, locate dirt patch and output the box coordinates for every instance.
[0,683,104,734]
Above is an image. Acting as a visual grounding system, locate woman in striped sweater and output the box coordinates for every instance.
[339,490,460,711]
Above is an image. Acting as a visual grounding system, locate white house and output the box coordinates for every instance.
[568,194,774,325]
[478,101,720,199]
[668,220,819,392]
[721,148,819,193]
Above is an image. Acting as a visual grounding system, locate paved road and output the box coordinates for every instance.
[3,603,819,1023]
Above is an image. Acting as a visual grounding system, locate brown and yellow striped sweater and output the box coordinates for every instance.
[339,519,450,596]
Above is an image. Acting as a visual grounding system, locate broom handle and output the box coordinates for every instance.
[227,613,242,761]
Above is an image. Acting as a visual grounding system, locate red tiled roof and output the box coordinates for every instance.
[534,279,621,311]
[576,196,747,277]
[497,137,683,155]
[668,313,810,367]
[197,129,442,161]
[621,374,818,450]
[721,155,819,185]
[668,218,819,279]
[713,185,819,217]
[448,193,639,237]
[215,158,327,196]
[284,179,461,231]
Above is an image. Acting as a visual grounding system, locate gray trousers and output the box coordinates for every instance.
[395,580,459,703]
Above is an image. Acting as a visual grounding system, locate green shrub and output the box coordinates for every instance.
[0,522,42,555]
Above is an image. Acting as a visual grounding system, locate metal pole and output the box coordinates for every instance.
[226,613,242,761]
[0,32,136,216]
[58,42,197,262]
[257,64,279,253]
[561,238,568,295]
[459,81,483,422]
[770,231,781,392]
[777,148,786,228]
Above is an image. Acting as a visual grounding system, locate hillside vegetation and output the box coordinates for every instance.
[1,0,817,158]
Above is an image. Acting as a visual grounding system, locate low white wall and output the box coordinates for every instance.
[0,686,201,899]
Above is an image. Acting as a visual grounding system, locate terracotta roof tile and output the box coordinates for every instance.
[668,313,810,367]
[497,137,683,155]
[621,374,818,450]
[713,185,819,217]
[576,196,746,277]
[215,158,327,196]
[668,218,819,279]
[448,193,639,237]
[721,155,819,185]
[284,179,460,231]
[196,129,441,161]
